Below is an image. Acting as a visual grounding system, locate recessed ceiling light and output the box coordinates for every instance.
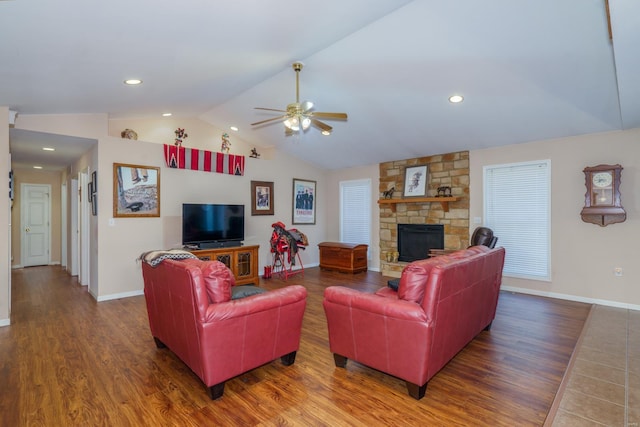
[230,126,239,132]
[33,166,43,169]
[124,79,143,85]
[321,130,331,136]
[449,95,464,103]
[42,147,55,151]
[162,113,172,117]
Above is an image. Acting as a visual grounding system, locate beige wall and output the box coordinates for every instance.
[325,164,380,271]
[11,168,62,267]
[1,107,10,325]
[7,111,639,311]
[470,129,640,308]
[14,114,327,301]
[94,134,326,300]
[108,117,275,160]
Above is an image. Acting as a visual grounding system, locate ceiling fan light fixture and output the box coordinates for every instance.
[301,116,311,130]
[284,116,300,131]
[252,62,347,134]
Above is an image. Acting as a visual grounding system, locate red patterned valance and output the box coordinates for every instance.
[163,144,245,176]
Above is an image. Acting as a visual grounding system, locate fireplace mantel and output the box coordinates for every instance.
[378,196,458,212]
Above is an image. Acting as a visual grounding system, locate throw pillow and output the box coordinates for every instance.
[200,261,235,303]
[231,285,266,300]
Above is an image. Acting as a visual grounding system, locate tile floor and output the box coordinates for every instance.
[547,305,639,426]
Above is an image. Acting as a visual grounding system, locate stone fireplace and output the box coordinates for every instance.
[380,151,469,277]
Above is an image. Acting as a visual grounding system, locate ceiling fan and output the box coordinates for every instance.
[251,62,348,135]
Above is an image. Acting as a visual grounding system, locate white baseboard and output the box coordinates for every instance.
[0,318,10,327]
[501,285,640,312]
[96,289,144,302]
[12,262,60,269]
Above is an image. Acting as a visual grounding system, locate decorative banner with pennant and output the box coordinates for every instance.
[163,144,245,176]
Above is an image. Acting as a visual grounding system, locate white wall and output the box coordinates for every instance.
[470,128,640,308]
[0,107,10,325]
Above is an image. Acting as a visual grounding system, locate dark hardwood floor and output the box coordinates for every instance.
[0,265,591,426]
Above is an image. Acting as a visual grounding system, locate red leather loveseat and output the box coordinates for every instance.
[323,245,505,399]
[142,257,307,399]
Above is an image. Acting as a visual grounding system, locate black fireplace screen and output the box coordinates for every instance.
[397,224,444,262]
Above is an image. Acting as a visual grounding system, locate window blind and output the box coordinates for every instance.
[340,179,371,247]
[484,160,551,281]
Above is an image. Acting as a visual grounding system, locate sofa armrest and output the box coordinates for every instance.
[204,285,307,322]
[323,286,426,322]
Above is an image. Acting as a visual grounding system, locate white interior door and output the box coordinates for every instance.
[21,183,51,267]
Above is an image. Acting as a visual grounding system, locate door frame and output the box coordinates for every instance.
[78,169,90,286]
[20,183,52,267]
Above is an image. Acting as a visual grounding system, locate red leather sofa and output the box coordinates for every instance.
[142,258,307,399]
[323,245,505,399]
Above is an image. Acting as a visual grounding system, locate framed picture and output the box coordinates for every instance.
[88,182,94,203]
[9,170,13,200]
[403,165,428,198]
[113,163,160,218]
[251,181,274,216]
[292,178,316,225]
[91,194,97,216]
[92,170,97,193]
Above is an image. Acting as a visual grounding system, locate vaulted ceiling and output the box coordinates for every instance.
[3,0,638,170]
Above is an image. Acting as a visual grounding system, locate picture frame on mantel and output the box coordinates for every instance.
[251,180,274,216]
[403,165,428,197]
[113,163,160,218]
[292,178,316,225]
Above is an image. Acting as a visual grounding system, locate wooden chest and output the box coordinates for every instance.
[318,242,368,274]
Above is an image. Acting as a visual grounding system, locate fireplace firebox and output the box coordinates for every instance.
[397,224,444,262]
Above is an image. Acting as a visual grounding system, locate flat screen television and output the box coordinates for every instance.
[182,203,245,249]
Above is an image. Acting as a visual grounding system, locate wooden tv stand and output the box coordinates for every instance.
[189,245,259,286]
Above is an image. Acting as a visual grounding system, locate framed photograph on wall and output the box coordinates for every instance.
[403,165,428,198]
[251,181,274,215]
[88,182,94,203]
[292,178,316,225]
[113,163,160,218]
[92,170,97,193]
[9,170,13,200]
[91,194,97,216]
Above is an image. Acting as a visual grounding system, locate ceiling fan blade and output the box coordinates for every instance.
[311,112,348,120]
[251,115,288,126]
[301,101,314,113]
[254,107,288,113]
[311,119,333,132]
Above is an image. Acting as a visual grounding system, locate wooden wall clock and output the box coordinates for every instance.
[580,164,626,226]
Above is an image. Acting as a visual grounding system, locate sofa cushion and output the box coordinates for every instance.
[184,260,235,304]
[397,257,452,304]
